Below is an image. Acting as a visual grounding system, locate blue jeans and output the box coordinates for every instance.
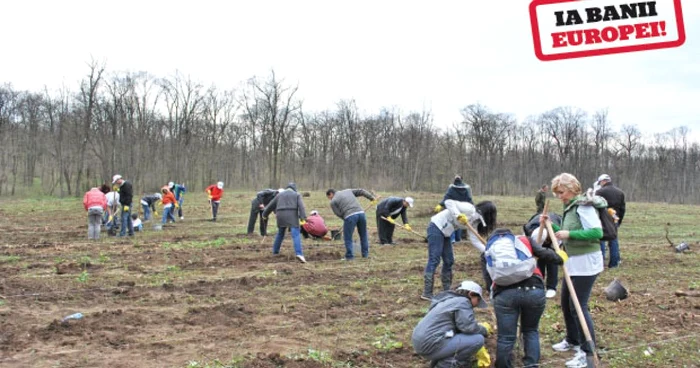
[343,213,369,259]
[142,204,151,221]
[600,225,620,267]
[272,226,303,256]
[177,197,184,217]
[119,204,134,236]
[162,206,176,224]
[425,333,484,366]
[561,274,598,354]
[425,223,454,276]
[493,286,547,368]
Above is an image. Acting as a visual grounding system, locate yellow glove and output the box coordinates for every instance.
[154,211,158,216]
[370,199,378,206]
[475,346,491,368]
[108,215,113,222]
[457,214,469,225]
[479,322,494,335]
[386,217,395,224]
[434,204,443,213]
[404,224,412,231]
[557,249,569,263]
[208,195,213,200]
[300,219,306,226]
[124,205,130,212]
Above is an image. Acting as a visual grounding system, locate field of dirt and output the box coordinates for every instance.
[0,192,699,367]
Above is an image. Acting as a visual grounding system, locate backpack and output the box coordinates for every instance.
[484,228,537,286]
[598,207,618,241]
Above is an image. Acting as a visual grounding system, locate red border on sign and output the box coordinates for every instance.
[530,0,686,61]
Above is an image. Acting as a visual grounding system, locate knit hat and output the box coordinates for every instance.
[453,176,467,188]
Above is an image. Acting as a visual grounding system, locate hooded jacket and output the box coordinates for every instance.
[330,189,375,220]
[411,291,488,356]
[439,180,473,206]
[376,197,408,224]
[262,185,307,228]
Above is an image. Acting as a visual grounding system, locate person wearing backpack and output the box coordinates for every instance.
[523,212,563,299]
[485,228,567,368]
[421,199,486,301]
[542,173,607,368]
[412,280,493,368]
[463,201,498,297]
[595,174,626,268]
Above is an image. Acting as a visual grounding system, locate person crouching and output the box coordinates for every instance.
[412,280,493,368]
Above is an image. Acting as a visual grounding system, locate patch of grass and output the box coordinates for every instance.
[0,255,20,264]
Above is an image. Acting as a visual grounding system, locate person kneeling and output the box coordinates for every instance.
[412,280,493,368]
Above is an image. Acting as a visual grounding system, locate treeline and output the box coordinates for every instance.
[0,62,698,204]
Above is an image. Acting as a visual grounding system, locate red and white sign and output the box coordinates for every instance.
[530,0,686,61]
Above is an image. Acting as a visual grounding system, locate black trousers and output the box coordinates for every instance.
[376,213,396,244]
[246,198,268,235]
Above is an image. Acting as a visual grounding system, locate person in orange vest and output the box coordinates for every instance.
[161,186,179,224]
[205,181,224,222]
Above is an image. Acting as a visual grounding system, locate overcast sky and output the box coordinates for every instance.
[2,0,699,142]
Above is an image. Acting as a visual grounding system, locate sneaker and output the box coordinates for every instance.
[565,351,587,368]
[180,216,184,220]
[552,339,581,352]
[296,255,307,263]
[546,289,557,298]
[420,294,432,301]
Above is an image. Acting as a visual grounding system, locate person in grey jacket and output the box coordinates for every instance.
[326,188,377,260]
[262,183,308,263]
[412,280,492,368]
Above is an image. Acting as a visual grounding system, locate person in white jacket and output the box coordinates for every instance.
[421,199,486,301]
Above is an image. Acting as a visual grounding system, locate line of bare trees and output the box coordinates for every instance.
[1,62,698,204]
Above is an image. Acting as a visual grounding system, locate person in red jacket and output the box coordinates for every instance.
[205,181,224,222]
[301,210,329,239]
[161,186,180,224]
[83,187,108,240]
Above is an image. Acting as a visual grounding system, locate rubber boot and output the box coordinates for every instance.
[441,272,453,291]
[421,273,434,301]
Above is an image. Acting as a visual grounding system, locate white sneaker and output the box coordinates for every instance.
[552,339,581,352]
[296,255,307,263]
[546,289,557,298]
[565,350,587,368]
[180,216,184,220]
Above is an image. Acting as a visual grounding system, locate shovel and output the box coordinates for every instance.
[381,216,427,241]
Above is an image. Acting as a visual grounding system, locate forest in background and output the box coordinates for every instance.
[1,61,698,204]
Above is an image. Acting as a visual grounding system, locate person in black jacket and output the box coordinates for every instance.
[247,188,281,236]
[375,196,414,245]
[112,174,134,237]
[435,176,473,243]
[523,212,563,299]
[595,174,626,268]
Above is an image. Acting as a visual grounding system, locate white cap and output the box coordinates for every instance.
[597,174,611,182]
[405,197,414,208]
[112,175,122,184]
[168,181,175,188]
[155,193,163,200]
[456,280,488,308]
[310,210,318,216]
[217,181,224,189]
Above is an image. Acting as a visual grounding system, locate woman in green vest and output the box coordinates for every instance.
[540,173,607,368]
